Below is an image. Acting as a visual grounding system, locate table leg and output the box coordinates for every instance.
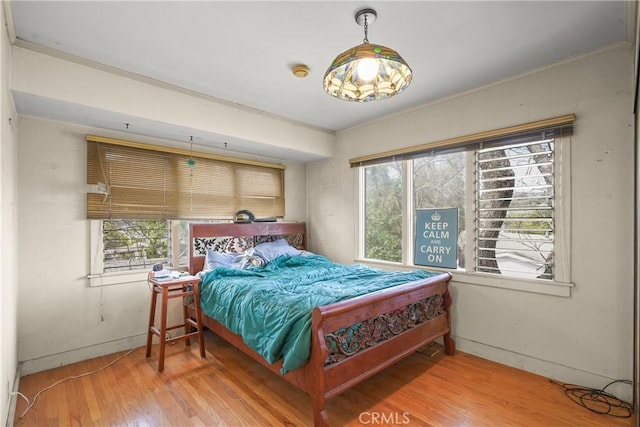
[193,281,205,358]
[145,286,157,358]
[158,285,169,372]
[183,284,191,347]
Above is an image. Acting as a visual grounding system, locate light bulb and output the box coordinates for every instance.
[357,58,379,81]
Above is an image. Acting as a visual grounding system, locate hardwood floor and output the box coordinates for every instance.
[14,331,635,426]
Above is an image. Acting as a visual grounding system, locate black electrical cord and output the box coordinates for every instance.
[551,379,633,418]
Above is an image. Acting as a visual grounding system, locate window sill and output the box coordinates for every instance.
[353,259,573,297]
[87,270,150,287]
[87,267,187,287]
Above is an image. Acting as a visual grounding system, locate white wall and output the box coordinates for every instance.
[307,43,635,400]
[0,1,19,424]
[16,116,307,374]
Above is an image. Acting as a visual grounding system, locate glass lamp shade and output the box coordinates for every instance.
[323,42,412,102]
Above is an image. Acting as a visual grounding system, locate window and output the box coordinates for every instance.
[475,140,555,280]
[413,151,466,267]
[103,219,169,272]
[87,135,284,285]
[355,115,574,296]
[102,219,200,273]
[363,162,402,262]
[90,218,221,285]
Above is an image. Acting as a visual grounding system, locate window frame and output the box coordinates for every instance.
[88,219,185,286]
[356,136,573,297]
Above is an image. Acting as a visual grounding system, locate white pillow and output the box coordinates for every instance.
[252,239,302,263]
[204,250,240,271]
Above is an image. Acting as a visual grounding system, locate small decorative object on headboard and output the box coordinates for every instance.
[233,210,255,223]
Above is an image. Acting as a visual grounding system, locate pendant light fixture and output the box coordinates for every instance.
[323,8,412,102]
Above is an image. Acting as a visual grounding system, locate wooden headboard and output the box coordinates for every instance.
[188,222,307,274]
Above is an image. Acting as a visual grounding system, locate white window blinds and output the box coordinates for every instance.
[475,138,555,279]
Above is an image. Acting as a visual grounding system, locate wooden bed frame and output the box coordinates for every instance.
[188,222,455,426]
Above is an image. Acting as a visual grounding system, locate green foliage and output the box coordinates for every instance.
[364,164,402,262]
[363,153,467,263]
[506,210,553,235]
[103,219,168,270]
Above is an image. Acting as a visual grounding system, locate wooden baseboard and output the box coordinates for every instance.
[20,334,146,376]
[455,336,634,404]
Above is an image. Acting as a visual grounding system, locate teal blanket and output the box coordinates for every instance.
[199,254,439,373]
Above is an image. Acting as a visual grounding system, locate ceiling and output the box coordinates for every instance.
[7,1,631,160]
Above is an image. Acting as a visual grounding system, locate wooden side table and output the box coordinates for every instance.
[145,275,205,371]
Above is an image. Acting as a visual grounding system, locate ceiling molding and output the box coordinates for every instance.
[3,1,16,44]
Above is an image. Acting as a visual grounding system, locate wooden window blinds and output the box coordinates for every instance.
[86,135,285,220]
[348,114,575,167]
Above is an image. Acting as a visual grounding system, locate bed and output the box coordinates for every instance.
[188,222,454,426]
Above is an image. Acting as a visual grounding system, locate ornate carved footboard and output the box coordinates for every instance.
[306,272,454,426]
[188,222,454,427]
